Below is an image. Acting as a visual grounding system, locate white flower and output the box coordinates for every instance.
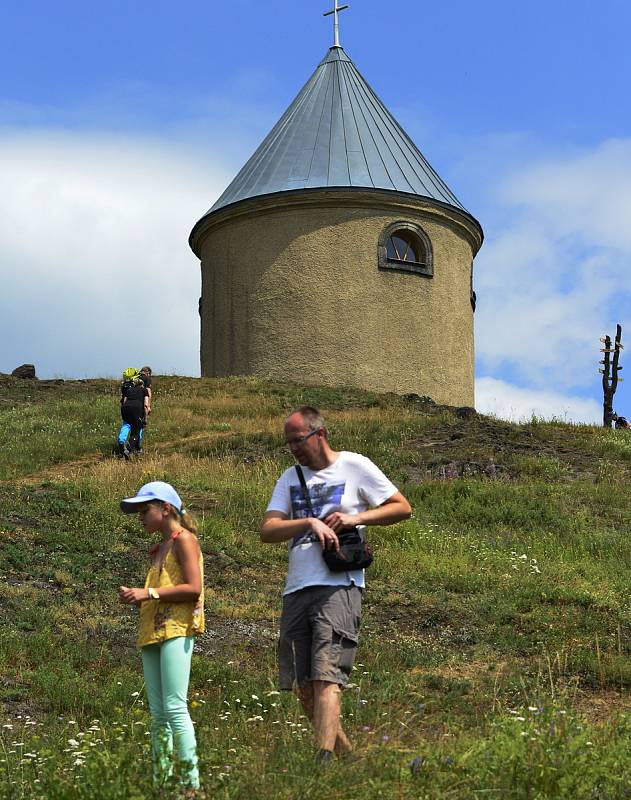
[67,739,80,748]
[130,692,140,697]
[251,694,259,700]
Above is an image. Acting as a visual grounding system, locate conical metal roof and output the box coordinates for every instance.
[205,46,467,217]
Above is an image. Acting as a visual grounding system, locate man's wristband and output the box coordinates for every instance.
[148,587,160,600]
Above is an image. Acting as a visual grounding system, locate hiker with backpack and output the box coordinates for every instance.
[117,368,150,459]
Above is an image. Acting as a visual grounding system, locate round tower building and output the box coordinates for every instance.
[190,45,483,406]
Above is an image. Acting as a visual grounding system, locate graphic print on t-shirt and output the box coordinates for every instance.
[290,482,345,547]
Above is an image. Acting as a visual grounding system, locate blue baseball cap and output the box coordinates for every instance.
[120,481,182,513]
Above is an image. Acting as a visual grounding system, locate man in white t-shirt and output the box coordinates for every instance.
[260,405,411,762]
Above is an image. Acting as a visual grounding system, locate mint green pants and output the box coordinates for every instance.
[141,636,200,789]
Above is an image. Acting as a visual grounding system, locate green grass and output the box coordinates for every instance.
[1,375,631,798]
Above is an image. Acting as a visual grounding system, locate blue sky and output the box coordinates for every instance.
[1,0,630,422]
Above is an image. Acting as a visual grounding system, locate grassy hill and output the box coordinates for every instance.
[1,375,631,799]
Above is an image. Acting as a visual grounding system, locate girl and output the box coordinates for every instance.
[118,481,204,793]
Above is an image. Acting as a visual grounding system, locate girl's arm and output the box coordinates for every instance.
[118,533,202,605]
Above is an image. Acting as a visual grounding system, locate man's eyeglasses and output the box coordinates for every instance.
[285,429,320,448]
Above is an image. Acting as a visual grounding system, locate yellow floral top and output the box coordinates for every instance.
[137,533,205,648]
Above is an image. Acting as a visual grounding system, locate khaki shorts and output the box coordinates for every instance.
[278,584,362,690]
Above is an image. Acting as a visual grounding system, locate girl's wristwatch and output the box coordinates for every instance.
[148,587,160,600]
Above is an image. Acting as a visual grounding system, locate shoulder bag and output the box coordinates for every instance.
[295,465,373,572]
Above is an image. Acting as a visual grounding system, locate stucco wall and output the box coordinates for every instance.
[193,190,482,407]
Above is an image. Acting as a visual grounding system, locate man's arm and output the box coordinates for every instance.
[324,491,411,532]
[260,512,341,551]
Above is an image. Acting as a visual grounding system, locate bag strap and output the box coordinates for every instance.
[295,466,315,519]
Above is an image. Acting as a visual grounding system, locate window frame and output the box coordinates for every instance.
[378,221,433,277]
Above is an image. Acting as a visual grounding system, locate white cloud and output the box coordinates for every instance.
[0,131,230,377]
[475,377,601,424]
[474,137,631,395]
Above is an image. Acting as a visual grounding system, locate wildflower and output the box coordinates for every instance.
[131,691,140,697]
[266,690,280,697]
[251,694,259,700]
[67,739,80,748]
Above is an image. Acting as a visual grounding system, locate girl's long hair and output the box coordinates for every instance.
[156,502,199,535]
[178,509,198,535]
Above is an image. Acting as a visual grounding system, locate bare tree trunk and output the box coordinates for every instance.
[601,324,623,428]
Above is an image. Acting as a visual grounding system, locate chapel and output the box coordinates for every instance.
[189,5,483,406]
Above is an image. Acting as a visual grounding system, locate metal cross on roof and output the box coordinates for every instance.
[323,0,349,48]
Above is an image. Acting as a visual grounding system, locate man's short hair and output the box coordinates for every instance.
[140,366,152,375]
[292,405,327,436]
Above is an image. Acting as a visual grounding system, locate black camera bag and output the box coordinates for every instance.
[295,466,374,572]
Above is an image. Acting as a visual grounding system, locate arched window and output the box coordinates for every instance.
[378,221,433,277]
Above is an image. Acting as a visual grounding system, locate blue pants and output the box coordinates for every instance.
[141,636,199,789]
[117,422,143,447]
